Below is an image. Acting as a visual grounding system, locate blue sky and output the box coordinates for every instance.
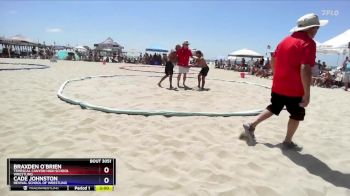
[0,0,349,65]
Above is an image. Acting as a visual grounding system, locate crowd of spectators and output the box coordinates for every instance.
[215,57,273,78]
[1,46,55,59]
[215,57,350,89]
[3,44,348,91]
[311,59,348,89]
[100,52,168,65]
[1,44,171,66]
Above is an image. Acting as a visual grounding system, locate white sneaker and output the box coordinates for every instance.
[243,123,256,145]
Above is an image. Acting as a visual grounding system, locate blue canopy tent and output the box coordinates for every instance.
[145,44,168,65]
[145,44,168,53]
[56,50,80,60]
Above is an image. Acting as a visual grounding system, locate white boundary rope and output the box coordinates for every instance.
[57,74,270,117]
[0,62,50,71]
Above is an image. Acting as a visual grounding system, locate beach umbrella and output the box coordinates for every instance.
[228,48,263,58]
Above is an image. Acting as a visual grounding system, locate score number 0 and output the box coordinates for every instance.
[104,167,109,184]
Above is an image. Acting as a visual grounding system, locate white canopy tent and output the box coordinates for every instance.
[74,46,87,51]
[228,48,263,58]
[317,47,348,55]
[316,29,350,66]
[321,29,350,48]
[317,29,350,55]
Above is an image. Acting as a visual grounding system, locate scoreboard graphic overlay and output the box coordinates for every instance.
[7,158,116,191]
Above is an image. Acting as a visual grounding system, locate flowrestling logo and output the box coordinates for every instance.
[321,10,339,16]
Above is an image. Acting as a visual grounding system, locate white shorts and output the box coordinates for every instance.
[178,66,189,74]
[343,72,350,83]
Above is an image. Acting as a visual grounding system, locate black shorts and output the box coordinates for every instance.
[266,92,305,121]
[165,61,174,75]
[199,66,209,76]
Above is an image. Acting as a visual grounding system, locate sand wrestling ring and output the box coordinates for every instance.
[57,74,272,117]
[0,62,50,71]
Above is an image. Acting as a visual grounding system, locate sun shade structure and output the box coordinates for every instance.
[10,34,32,42]
[228,48,264,58]
[94,37,123,58]
[94,37,123,50]
[0,34,42,58]
[0,34,40,47]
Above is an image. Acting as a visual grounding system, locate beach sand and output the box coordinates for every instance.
[0,58,349,196]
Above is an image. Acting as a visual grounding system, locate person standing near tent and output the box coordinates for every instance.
[177,41,193,89]
[158,44,181,89]
[241,13,328,150]
[342,56,350,91]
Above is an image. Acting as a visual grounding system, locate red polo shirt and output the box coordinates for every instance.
[272,31,316,97]
[176,48,192,67]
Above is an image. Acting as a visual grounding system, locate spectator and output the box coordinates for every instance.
[316,60,322,70]
[259,57,264,68]
[321,61,328,71]
[342,56,350,91]
[311,60,321,86]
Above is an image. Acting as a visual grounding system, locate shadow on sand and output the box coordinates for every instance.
[263,143,350,189]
